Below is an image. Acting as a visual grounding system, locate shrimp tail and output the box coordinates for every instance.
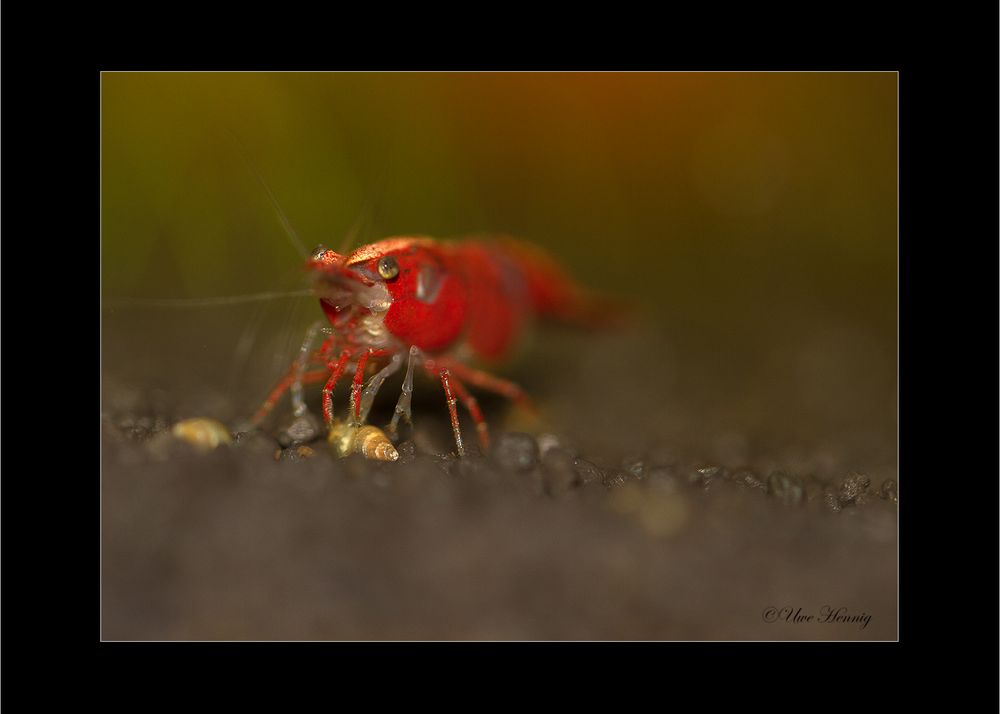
[495,238,629,328]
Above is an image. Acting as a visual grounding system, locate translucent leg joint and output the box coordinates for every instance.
[291,320,323,417]
[358,352,404,424]
[388,346,420,438]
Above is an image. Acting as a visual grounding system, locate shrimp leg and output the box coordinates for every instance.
[422,356,491,453]
[321,349,353,426]
[442,372,489,451]
[358,351,404,424]
[250,321,330,426]
[388,346,420,438]
[437,368,466,458]
[290,320,325,417]
[435,358,537,414]
[349,348,388,425]
[251,367,337,426]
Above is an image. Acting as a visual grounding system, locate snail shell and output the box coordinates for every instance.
[327,421,399,462]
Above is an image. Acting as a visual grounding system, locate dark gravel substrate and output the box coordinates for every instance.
[102,316,897,640]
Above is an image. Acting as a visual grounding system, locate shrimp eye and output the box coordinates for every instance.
[377,256,400,281]
[310,244,329,261]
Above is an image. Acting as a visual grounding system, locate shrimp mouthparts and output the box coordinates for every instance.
[309,260,392,314]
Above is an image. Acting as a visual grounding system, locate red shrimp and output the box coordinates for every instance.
[250,235,616,458]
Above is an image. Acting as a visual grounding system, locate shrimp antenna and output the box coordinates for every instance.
[337,173,388,255]
[226,130,308,259]
[104,289,314,309]
[337,201,369,255]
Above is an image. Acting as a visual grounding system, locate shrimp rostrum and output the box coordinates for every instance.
[251,236,613,459]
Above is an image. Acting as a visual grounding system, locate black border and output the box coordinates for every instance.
[3,12,998,701]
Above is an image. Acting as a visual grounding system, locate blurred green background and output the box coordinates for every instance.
[101,75,899,641]
[102,72,896,337]
[102,72,897,456]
